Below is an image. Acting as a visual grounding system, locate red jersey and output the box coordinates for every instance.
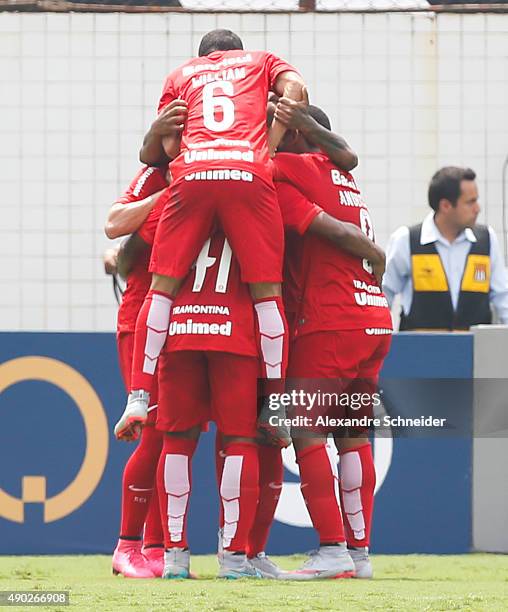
[116,166,169,333]
[274,152,392,336]
[158,50,296,186]
[167,232,257,357]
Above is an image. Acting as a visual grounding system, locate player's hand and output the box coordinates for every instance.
[257,397,292,448]
[152,99,188,137]
[103,246,119,276]
[121,424,142,442]
[274,86,310,131]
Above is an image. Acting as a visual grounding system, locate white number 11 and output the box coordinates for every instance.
[192,237,233,294]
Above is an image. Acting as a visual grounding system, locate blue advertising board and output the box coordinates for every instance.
[0,332,473,555]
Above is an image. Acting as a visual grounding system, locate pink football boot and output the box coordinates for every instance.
[143,546,164,578]
[112,540,155,578]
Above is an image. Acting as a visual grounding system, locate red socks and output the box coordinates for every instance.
[157,436,197,549]
[131,290,173,392]
[339,442,376,548]
[247,445,283,557]
[143,482,164,548]
[220,442,259,553]
[253,296,288,392]
[119,424,163,539]
[297,443,346,544]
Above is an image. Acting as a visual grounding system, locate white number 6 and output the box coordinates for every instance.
[202,81,235,132]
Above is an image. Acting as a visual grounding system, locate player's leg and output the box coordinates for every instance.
[157,430,200,578]
[215,429,227,561]
[282,332,355,580]
[215,179,288,393]
[208,352,261,579]
[156,349,210,579]
[116,181,215,440]
[140,382,165,577]
[142,483,165,577]
[113,422,163,578]
[215,432,283,578]
[114,274,177,440]
[246,442,284,578]
[112,332,161,578]
[337,436,375,579]
[334,331,392,579]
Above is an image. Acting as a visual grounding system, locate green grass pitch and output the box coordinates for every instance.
[0,554,507,611]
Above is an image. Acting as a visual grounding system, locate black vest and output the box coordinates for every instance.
[399,223,492,331]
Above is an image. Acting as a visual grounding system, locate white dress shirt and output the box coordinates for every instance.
[383,212,508,324]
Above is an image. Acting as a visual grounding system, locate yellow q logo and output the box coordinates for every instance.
[0,356,109,523]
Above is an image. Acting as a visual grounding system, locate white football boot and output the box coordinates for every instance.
[280,544,355,581]
[162,548,191,579]
[248,552,283,579]
[349,547,373,579]
[218,551,261,579]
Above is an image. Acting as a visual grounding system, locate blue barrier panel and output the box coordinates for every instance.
[0,332,131,554]
[0,332,473,555]
[370,333,473,554]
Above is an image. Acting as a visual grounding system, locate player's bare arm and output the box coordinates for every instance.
[268,71,305,157]
[309,211,386,285]
[116,233,150,280]
[275,95,358,172]
[104,189,165,239]
[139,99,188,166]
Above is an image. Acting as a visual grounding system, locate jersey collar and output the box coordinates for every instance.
[420,211,477,247]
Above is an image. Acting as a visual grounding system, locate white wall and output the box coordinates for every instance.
[1,10,507,331]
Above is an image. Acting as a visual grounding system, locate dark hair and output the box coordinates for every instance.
[428,166,476,211]
[308,105,332,131]
[198,29,243,57]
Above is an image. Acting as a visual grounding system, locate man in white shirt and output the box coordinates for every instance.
[383,166,508,330]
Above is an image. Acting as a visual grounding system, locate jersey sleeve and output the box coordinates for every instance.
[137,197,165,246]
[264,52,300,91]
[158,72,178,113]
[115,167,169,205]
[276,182,322,235]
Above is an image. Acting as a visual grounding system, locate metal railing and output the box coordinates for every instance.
[1,0,508,13]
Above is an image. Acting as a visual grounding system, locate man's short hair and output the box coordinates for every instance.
[308,105,332,131]
[198,29,243,57]
[428,166,476,211]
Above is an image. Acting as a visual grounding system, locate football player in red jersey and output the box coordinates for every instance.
[117,30,307,441]
[271,101,392,580]
[109,171,284,579]
[139,217,378,579]
[117,216,269,578]
[112,154,381,581]
[104,166,170,578]
[155,231,263,579]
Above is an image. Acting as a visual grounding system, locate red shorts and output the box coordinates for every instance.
[286,330,392,434]
[150,175,283,284]
[117,331,159,425]
[156,349,258,438]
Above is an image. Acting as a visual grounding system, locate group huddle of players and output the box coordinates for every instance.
[104,28,393,581]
